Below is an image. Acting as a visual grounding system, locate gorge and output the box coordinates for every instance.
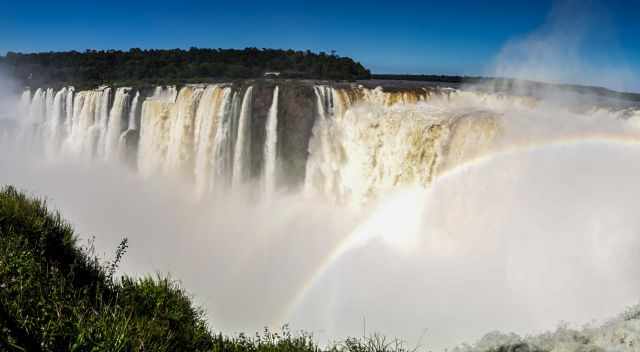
[3,79,640,350]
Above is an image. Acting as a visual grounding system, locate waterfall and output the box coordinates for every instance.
[88,89,108,157]
[44,87,68,156]
[128,91,140,130]
[44,88,54,123]
[63,87,74,140]
[117,90,140,160]
[304,86,336,196]
[19,90,31,118]
[138,89,175,177]
[29,88,46,125]
[28,88,49,149]
[137,84,237,194]
[164,86,205,176]
[152,86,178,102]
[303,85,505,206]
[104,88,130,161]
[232,86,254,188]
[263,86,279,197]
[56,87,114,159]
[227,91,242,177]
[193,85,224,195]
[12,82,543,204]
[209,87,235,192]
[94,87,112,158]
[64,90,88,156]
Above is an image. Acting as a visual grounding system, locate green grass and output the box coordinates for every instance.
[0,185,421,352]
[0,186,213,351]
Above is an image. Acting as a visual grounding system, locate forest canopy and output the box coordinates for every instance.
[0,47,371,88]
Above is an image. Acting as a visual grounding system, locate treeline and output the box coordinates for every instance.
[0,48,371,89]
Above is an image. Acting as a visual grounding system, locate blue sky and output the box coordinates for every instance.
[1,0,639,91]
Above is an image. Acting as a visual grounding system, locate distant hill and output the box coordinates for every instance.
[0,48,371,89]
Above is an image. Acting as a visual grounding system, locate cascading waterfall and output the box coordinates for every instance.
[2,83,548,203]
[45,87,68,156]
[65,88,111,158]
[263,86,279,197]
[44,88,54,126]
[116,90,140,162]
[93,87,112,159]
[193,85,223,194]
[25,88,47,145]
[127,91,140,130]
[164,86,205,176]
[15,82,637,204]
[209,88,238,190]
[63,87,74,143]
[232,86,254,188]
[137,87,176,177]
[30,88,47,124]
[304,86,338,196]
[65,90,91,156]
[192,85,234,195]
[303,86,505,205]
[104,87,130,161]
[19,90,31,117]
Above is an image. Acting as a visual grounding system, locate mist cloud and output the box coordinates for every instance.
[492,0,638,93]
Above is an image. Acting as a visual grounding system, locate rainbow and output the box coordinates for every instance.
[274,131,640,325]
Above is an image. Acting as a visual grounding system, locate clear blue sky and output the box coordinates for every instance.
[2,0,639,91]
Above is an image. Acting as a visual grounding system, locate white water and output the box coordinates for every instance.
[94,87,111,159]
[263,86,279,197]
[304,86,510,206]
[209,88,237,191]
[104,87,130,161]
[164,86,204,176]
[232,86,254,188]
[44,87,68,157]
[193,85,224,195]
[128,91,140,130]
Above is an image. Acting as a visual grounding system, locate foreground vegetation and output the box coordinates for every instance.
[0,48,371,89]
[0,186,418,352]
[0,186,213,351]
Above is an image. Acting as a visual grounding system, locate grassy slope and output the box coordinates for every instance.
[0,186,214,351]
